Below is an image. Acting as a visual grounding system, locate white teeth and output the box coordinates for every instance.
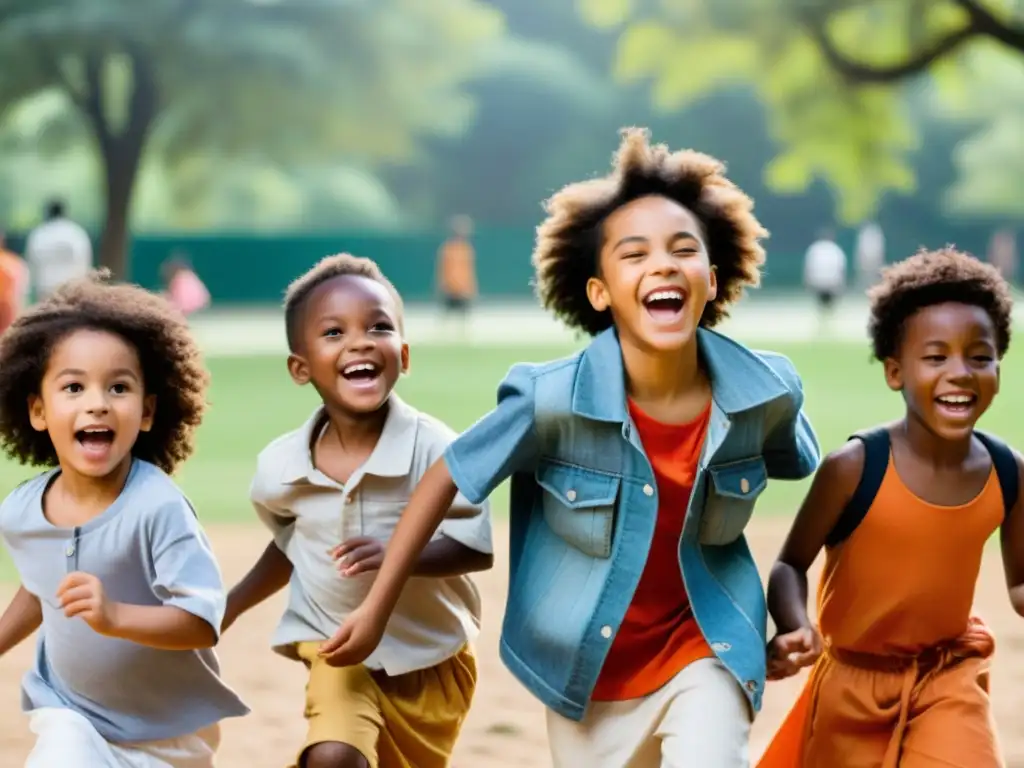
[646,289,684,303]
[83,428,110,433]
[343,362,377,375]
[938,395,973,404]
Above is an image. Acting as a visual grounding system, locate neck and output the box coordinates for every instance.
[322,399,389,455]
[900,413,973,468]
[55,457,132,509]
[621,336,708,407]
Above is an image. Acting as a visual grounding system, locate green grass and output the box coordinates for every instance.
[2,340,1022,577]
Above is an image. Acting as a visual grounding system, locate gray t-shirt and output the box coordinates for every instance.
[0,460,248,742]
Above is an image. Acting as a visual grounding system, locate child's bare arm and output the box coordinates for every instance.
[999,451,1024,617]
[224,541,294,632]
[334,534,492,579]
[414,537,492,577]
[0,585,41,656]
[769,441,863,634]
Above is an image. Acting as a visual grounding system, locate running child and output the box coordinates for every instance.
[0,272,247,767]
[759,247,1022,768]
[319,128,821,767]
[220,254,493,768]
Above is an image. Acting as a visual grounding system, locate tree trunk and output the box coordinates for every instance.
[78,48,159,281]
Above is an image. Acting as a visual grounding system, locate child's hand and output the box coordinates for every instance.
[331,537,385,577]
[319,604,386,667]
[57,572,118,635]
[767,626,822,681]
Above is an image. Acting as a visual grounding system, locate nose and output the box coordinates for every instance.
[84,387,110,414]
[346,331,376,353]
[946,355,973,382]
[648,248,680,276]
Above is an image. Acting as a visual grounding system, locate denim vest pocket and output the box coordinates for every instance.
[536,459,620,559]
[700,457,768,545]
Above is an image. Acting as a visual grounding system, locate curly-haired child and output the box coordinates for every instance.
[318,128,821,767]
[0,273,248,768]
[759,247,1022,768]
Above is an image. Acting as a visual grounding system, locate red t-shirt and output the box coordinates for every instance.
[591,399,713,701]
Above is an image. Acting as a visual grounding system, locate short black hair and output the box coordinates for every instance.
[868,246,1013,360]
[0,271,208,473]
[283,253,404,352]
[533,127,768,336]
[45,199,65,219]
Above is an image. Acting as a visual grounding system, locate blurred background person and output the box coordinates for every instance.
[0,229,28,333]
[24,198,93,301]
[161,251,210,317]
[803,227,847,328]
[436,214,478,335]
[854,220,885,291]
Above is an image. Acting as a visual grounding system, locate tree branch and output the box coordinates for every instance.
[801,0,1024,84]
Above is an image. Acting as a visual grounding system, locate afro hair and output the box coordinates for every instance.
[868,246,1013,360]
[533,127,768,335]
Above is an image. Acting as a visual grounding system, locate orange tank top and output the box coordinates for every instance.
[817,455,1003,656]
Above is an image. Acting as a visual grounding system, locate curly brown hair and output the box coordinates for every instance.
[533,127,768,335]
[868,246,1013,361]
[0,271,208,474]
[284,253,404,351]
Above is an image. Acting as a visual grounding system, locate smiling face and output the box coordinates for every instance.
[885,302,1000,441]
[586,195,717,353]
[287,274,409,416]
[28,328,155,480]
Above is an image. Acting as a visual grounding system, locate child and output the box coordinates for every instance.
[435,215,477,333]
[0,272,247,767]
[760,247,1022,768]
[220,254,493,768]
[320,128,821,767]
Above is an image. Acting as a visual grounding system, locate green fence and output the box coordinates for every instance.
[6,230,809,304]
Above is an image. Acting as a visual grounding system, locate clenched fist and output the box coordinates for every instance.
[57,572,118,636]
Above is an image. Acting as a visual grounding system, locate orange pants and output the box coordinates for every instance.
[759,619,1003,768]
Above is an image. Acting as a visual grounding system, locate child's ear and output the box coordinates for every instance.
[28,395,46,432]
[139,395,156,433]
[287,354,310,385]
[707,263,718,303]
[400,343,410,375]
[586,276,610,313]
[883,358,902,391]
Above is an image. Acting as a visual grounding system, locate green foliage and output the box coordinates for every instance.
[590,0,1024,223]
[0,0,506,237]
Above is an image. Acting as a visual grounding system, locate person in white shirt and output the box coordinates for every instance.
[803,229,847,322]
[24,200,94,301]
[854,221,885,289]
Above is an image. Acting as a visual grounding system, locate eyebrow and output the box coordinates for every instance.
[55,368,140,380]
[612,231,701,250]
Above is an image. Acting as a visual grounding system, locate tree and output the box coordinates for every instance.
[0,0,504,277]
[582,0,1024,223]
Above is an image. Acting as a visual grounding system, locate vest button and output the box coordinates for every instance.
[600,625,613,639]
[642,484,654,497]
[566,489,577,502]
[740,478,750,494]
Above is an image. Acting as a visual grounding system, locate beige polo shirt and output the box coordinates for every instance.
[250,395,492,675]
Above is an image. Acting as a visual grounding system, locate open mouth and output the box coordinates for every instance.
[643,288,686,323]
[341,361,382,387]
[75,427,115,454]
[935,393,977,414]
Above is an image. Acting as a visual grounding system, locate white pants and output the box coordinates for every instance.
[26,708,220,768]
[546,657,751,768]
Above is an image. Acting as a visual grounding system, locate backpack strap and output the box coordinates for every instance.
[975,431,1019,519]
[825,427,892,548]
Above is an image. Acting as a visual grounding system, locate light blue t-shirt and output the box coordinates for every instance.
[0,460,249,742]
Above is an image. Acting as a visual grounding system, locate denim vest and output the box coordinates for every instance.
[444,327,820,721]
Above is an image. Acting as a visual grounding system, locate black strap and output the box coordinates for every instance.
[826,428,1020,548]
[975,431,1019,518]
[825,427,891,548]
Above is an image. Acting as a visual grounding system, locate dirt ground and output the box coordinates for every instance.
[2,518,1024,767]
